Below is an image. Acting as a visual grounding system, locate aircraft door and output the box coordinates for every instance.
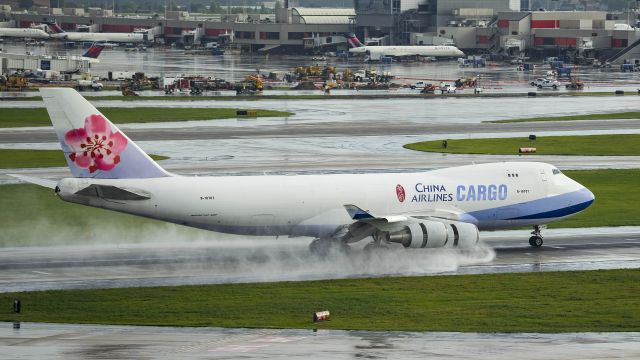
[539,168,548,182]
[539,167,550,193]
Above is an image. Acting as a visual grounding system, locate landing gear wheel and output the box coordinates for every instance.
[534,236,543,247]
[529,236,543,247]
[529,225,544,247]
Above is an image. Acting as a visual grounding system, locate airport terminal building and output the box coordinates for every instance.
[7,6,355,53]
[3,1,640,61]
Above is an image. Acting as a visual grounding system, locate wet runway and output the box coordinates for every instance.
[2,322,640,360]
[2,228,639,293]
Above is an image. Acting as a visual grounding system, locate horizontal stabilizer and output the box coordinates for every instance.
[8,174,57,189]
[75,184,151,200]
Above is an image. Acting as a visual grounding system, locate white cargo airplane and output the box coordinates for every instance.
[46,22,145,43]
[13,89,594,252]
[345,33,465,61]
[0,27,50,39]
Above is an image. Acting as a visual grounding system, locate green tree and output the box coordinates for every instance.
[209,0,223,13]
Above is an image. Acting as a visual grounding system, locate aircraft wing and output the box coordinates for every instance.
[340,204,476,243]
[344,204,469,223]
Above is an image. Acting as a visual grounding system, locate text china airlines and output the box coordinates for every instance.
[409,183,508,203]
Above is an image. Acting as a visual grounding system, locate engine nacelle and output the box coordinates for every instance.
[384,220,479,249]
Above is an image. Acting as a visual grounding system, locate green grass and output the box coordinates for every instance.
[0,107,293,128]
[404,134,640,156]
[551,169,638,228]
[1,269,639,332]
[0,169,638,247]
[488,111,640,123]
[0,149,168,169]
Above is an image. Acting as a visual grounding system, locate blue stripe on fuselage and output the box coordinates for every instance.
[468,188,593,222]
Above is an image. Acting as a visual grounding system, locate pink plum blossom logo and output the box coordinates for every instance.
[396,184,406,203]
[64,114,128,173]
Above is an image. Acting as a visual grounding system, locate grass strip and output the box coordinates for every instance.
[548,169,638,228]
[0,169,638,246]
[1,269,639,332]
[0,107,293,128]
[0,149,168,169]
[487,111,640,123]
[404,134,640,156]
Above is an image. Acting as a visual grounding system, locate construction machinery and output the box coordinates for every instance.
[0,74,28,91]
[565,77,585,90]
[235,74,263,95]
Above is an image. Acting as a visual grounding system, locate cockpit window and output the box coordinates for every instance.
[552,168,561,175]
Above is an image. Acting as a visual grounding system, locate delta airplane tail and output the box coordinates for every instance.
[82,43,105,59]
[344,33,364,48]
[40,88,170,179]
[45,21,65,34]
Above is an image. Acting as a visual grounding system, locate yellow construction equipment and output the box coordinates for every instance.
[0,74,28,91]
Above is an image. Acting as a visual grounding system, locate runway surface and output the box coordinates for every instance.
[2,322,640,360]
[2,229,639,293]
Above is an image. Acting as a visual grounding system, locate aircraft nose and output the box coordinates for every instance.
[583,187,595,205]
[576,186,595,211]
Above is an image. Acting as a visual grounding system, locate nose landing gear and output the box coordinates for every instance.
[529,225,544,247]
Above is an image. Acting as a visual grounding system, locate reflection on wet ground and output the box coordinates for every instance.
[2,322,640,360]
[1,42,639,91]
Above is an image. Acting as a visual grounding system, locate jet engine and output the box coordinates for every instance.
[383,220,479,249]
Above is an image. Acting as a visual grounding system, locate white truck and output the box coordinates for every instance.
[536,79,560,89]
[77,79,104,91]
[107,71,134,81]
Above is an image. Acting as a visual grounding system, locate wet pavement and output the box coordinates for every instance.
[1,229,639,293]
[2,322,640,360]
[1,42,639,91]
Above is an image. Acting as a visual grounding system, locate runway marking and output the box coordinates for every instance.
[31,271,49,275]
[209,344,270,353]
[255,336,307,343]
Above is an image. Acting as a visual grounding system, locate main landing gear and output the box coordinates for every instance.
[529,225,544,248]
[363,231,389,252]
[309,238,350,256]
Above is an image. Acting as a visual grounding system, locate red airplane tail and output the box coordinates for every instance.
[344,33,364,48]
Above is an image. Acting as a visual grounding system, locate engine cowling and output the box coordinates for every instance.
[384,220,479,249]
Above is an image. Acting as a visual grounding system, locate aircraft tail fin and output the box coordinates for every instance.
[45,21,65,34]
[40,88,171,179]
[82,42,105,59]
[344,32,364,48]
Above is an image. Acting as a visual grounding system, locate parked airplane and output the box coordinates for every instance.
[0,27,50,39]
[345,33,464,61]
[46,22,145,43]
[13,89,594,253]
